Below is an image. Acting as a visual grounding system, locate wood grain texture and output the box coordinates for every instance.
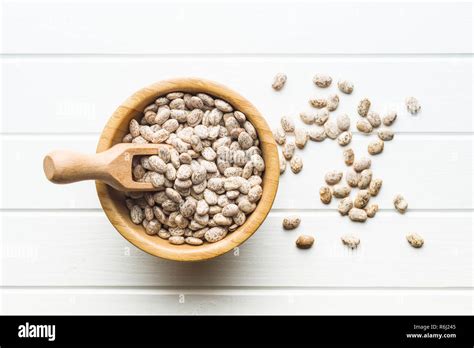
[95,78,279,261]
[1,211,471,287]
[44,144,165,191]
[1,1,471,54]
[1,58,472,134]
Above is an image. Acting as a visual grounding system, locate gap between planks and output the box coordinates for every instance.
[1,53,473,59]
[0,208,472,214]
[1,285,472,292]
[1,132,473,137]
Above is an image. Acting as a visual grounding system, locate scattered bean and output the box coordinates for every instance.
[319,186,332,204]
[314,108,330,126]
[282,142,296,160]
[368,139,384,155]
[406,97,421,115]
[272,73,287,91]
[365,204,378,218]
[357,98,371,117]
[341,234,360,249]
[337,131,352,146]
[325,170,343,185]
[324,120,340,139]
[357,169,372,189]
[295,128,308,149]
[300,111,315,125]
[378,129,394,141]
[336,114,350,131]
[354,189,370,208]
[281,116,295,133]
[296,235,315,249]
[337,80,354,94]
[356,118,373,133]
[282,216,301,230]
[353,157,371,172]
[290,155,303,174]
[348,208,367,222]
[313,74,332,88]
[343,148,354,166]
[383,111,397,126]
[346,169,360,187]
[332,184,351,198]
[394,194,408,214]
[338,198,353,216]
[366,111,381,128]
[308,127,327,142]
[326,94,339,111]
[406,233,424,248]
[309,97,327,109]
[279,152,287,174]
[368,178,383,196]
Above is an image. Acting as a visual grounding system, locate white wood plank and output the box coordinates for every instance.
[1,288,472,315]
[1,1,471,54]
[1,58,472,133]
[1,211,471,287]
[1,135,99,209]
[1,135,471,209]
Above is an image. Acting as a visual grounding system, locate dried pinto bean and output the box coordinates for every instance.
[281,116,295,133]
[332,184,351,198]
[341,235,360,249]
[383,111,397,126]
[366,111,381,128]
[337,131,352,146]
[319,186,332,204]
[309,97,327,109]
[313,74,332,88]
[365,204,379,218]
[368,139,384,155]
[378,129,394,141]
[343,148,354,166]
[126,91,265,246]
[295,129,308,149]
[354,190,370,208]
[338,198,353,216]
[290,155,303,174]
[338,80,354,94]
[348,208,367,222]
[394,194,408,214]
[406,233,424,248]
[357,98,371,117]
[406,97,421,115]
[295,235,315,249]
[272,73,287,90]
[282,216,301,230]
[325,170,343,185]
[367,176,383,195]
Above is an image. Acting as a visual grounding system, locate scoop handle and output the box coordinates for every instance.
[43,149,111,184]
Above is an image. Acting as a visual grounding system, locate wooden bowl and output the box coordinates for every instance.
[96,78,279,261]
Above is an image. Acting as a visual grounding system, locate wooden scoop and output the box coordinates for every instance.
[43,143,165,191]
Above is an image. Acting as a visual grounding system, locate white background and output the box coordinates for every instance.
[0,0,472,314]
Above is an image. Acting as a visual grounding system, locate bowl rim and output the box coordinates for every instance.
[95,77,279,261]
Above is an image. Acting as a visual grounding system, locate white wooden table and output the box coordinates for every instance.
[0,0,472,314]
